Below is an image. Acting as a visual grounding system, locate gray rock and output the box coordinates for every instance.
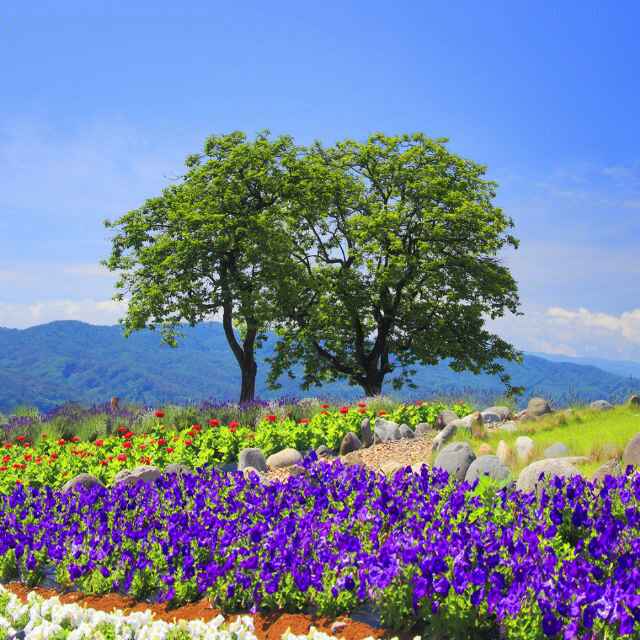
[515,409,529,420]
[515,436,535,463]
[480,410,502,425]
[450,412,482,431]
[339,432,362,456]
[516,459,580,493]
[499,421,519,433]
[112,469,133,485]
[622,433,640,467]
[238,447,268,472]
[315,444,332,457]
[527,397,552,417]
[398,423,414,439]
[373,417,401,443]
[590,400,613,411]
[544,442,569,459]
[114,465,162,487]
[267,447,303,469]
[435,410,458,429]
[433,441,476,481]
[164,463,192,477]
[464,455,510,483]
[414,422,431,438]
[629,394,640,408]
[61,473,104,493]
[360,418,374,447]
[592,460,622,483]
[483,406,512,421]
[432,422,457,451]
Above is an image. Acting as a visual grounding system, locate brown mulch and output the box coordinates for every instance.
[4,582,408,640]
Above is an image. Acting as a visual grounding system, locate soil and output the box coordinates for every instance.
[3,582,414,640]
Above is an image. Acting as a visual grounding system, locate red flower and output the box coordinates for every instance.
[320,403,330,409]
[229,425,237,434]
[16,436,25,442]
[208,418,220,427]
[320,410,328,415]
[357,402,367,408]
[157,438,167,446]
[23,443,30,448]
[154,410,165,418]
[358,408,366,414]
[266,415,277,423]
[339,406,349,414]
[124,431,134,439]
[71,436,80,443]
[116,453,127,462]
[58,439,66,446]
[184,439,193,446]
[24,454,32,462]
[3,444,11,450]
[228,421,240,429]
[95,439,104,447]
[0,466,7,472]
[167,447,174,453]
[50,453,58,461]
[100,459,108,466]
[2,455,9,463]
[123,441,132,449]
[298,418,310,425]
[117,425,127,434]
[139,444,147,451]
[191,423,202,432]
[378,410,387,416]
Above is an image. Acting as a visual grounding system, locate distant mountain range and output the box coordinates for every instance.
[0,321,638,413]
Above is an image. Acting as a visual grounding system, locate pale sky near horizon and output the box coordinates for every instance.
[1,2,639,360]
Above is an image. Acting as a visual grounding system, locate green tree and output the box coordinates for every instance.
[267,132,523,397]
[102,131,301,403]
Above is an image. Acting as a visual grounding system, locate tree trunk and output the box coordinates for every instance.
[239,351,258,404]
[361,378,383,397]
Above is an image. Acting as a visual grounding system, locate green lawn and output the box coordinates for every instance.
[457,403,640,478]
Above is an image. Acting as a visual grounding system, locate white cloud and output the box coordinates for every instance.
[0,298,129,328]
[547,306,640,345]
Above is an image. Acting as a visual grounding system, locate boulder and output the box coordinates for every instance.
[471,418,487,439]
[398,423,415,439]
[414,422,431,438]
[339,432,362,456]
[516,459,580,493]
[499,421,519,433]
[592,460,623,483]
[267,447,303,469]
[515,436,534,463]
[432,422,457,451]
[543,442,569,459]
[373,417,401,443]
[435,410,458,429]
[62,473,104,493]
[629,394,640,408]
[622,433,640,467]
[496,440,511,465]
[433,442,476,481]
[315,444,332,458]
[114,465,162,487]
[164,463,192,477]
[527,397,552,417]
[515,409,529,420]
[482,406,512,421]
[590,400,613,411]
[465,455,510,483]
[360,418,374,448]
[238,447,268,472]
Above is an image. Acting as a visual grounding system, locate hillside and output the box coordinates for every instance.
[0,321,638,412]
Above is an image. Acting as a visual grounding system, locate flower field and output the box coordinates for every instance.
[0,453,639,638]
[0,401,471,491]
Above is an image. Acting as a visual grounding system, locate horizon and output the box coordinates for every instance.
[1,2,639,361]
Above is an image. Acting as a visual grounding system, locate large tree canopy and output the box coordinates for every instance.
[102,131,302,403]
[267,132,522,397]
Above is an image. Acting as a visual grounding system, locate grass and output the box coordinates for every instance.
[456,403,640,478]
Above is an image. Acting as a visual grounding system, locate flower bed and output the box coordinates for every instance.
[0,402,471,491]
[0,584,364,639]
[0,457,638,637]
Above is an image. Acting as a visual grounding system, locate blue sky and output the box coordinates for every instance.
[1,1,639,359]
